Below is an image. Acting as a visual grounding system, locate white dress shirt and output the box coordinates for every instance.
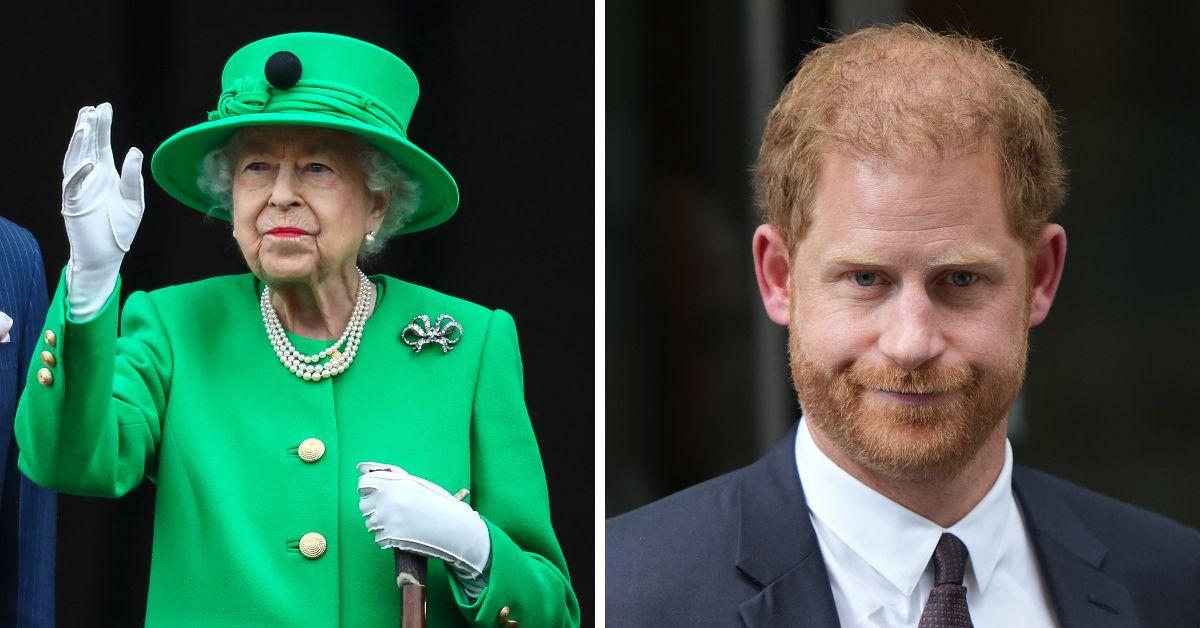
[794,418,1059,627]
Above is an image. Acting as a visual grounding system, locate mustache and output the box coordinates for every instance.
[845,361,978,394]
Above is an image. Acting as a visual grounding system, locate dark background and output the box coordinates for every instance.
[1,2,592,625]
[607,0,1200,534]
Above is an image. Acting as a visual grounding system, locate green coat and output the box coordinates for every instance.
[15,268,579,627]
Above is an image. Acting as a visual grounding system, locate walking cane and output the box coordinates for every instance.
[395,550,427,628]
[395,487,471,628]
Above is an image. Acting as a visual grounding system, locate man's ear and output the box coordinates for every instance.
[753,224,791,326]
[1028,223,1067,328]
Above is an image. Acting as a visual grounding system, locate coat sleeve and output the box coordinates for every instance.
[449,309,580,627]
[14,267,170,498]
[14,233,56,627]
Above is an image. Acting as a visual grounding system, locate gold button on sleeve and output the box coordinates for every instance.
[297,438,326,463]
[40,350,56,367]
[36,368,53,387]
[299,532,326,559]
[43,330,56,347]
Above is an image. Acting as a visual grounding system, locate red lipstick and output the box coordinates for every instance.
[266,227,308,238]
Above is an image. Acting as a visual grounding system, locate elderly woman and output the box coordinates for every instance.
[15,33,578,627]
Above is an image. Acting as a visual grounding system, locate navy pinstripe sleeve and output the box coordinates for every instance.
[0,216,55,627]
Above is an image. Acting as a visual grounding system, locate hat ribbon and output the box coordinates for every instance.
[209,77,409,137]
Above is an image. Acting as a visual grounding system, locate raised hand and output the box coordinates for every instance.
[61,103,144,321]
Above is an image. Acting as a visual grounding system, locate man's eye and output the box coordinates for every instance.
[949,270,978,287]
[852,271,878,286]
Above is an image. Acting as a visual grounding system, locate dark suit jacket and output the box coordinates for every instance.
[607,423,1200,627]
[0,216,55,627]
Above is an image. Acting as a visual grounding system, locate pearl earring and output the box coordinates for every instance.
[364,231,377,245]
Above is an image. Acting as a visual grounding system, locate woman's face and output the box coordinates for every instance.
[230,126,386,286]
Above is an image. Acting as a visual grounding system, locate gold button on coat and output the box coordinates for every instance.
[299,532,326,559]
[36,368,53,387]
[43,330,56,347]
[504,621,518,628]
[498,606,511,621]
[40,350,56,367]
[297,438,325,463]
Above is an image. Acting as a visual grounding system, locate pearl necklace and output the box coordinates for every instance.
[260,269,373,381]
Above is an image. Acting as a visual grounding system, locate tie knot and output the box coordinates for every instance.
[932,533,969,585]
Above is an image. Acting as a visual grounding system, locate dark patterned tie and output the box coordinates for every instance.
[918,533,974,628]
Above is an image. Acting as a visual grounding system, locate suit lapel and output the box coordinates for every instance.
[1014,468,1138,628]
[736,424,840,628]
[733,429,1142,627]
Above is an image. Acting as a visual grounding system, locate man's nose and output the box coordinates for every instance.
[877,285,946,371]
[268,167,302,209]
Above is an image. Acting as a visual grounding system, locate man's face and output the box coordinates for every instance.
[789,149,1031,481]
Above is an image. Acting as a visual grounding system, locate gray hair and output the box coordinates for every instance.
[197,131,421,260]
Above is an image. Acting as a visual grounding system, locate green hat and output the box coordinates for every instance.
[150,32,458,234]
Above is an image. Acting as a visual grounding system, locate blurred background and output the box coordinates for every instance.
[1,1,592,625]
[607,0,1200,531]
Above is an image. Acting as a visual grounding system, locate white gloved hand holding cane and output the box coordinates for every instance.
[61,103,145,322]
[357,462,492,598]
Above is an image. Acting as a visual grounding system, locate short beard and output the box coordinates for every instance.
[790,323,1027,483]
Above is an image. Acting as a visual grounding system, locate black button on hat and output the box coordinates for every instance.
[265,51,302,89]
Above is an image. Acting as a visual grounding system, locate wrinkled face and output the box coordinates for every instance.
[790,149,1030,481]
[230,126,385,285]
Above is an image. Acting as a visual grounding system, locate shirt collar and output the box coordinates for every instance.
[794,417,1014,598]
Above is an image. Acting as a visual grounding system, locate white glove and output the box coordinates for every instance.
[61,103,145,322]
[357,462,491,597]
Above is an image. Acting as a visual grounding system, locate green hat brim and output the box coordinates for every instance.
[150,112,459,235]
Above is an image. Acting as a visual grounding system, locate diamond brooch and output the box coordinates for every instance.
[402,314,463,354]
